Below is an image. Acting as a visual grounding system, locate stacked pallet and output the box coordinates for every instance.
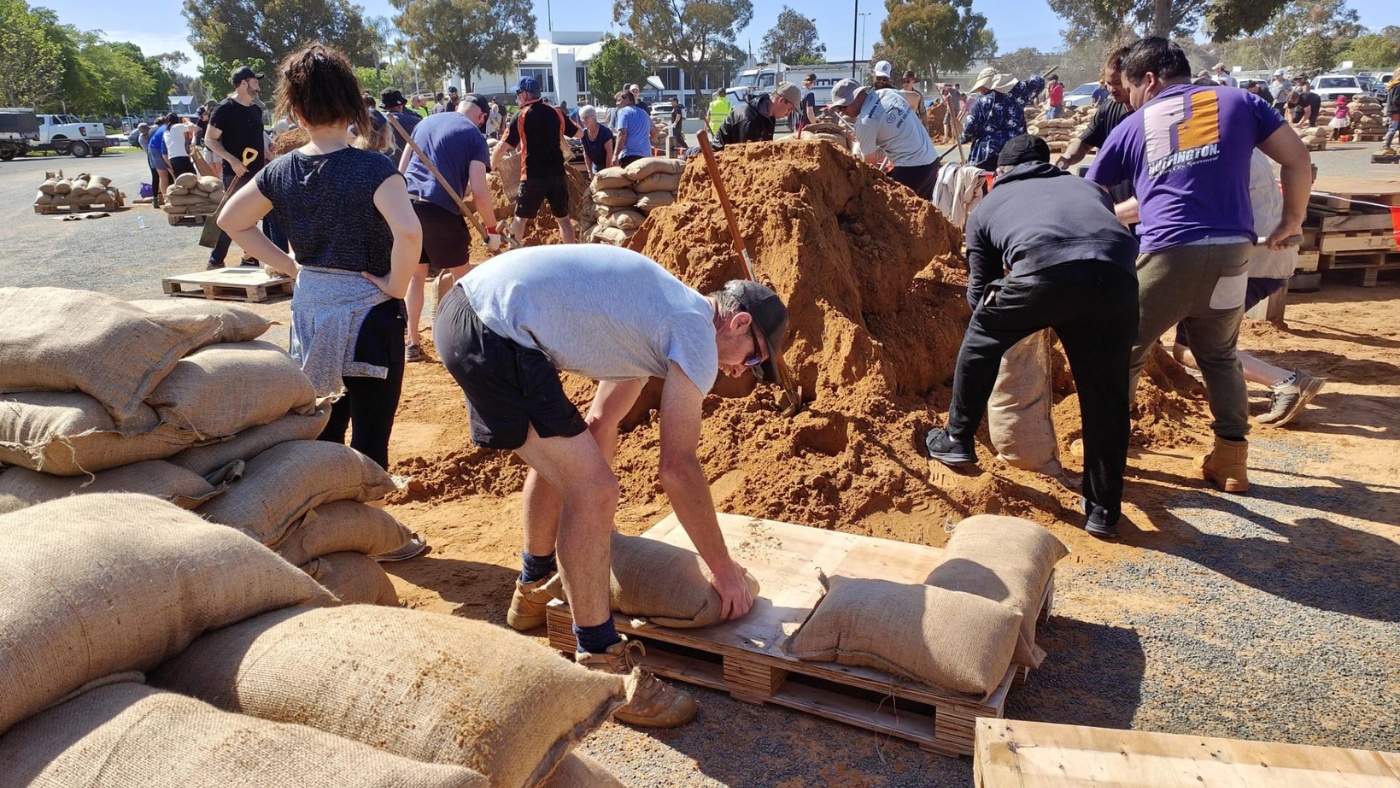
[1300,178,1400,286]
[33,170,124,213]
[585,157,683,245]
[164,172,225,224]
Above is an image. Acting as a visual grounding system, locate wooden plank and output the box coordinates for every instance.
[1319,213,1396,233]
[975,719,1400,787]
[1295,250,1321,274]
[1318,232,1398,254]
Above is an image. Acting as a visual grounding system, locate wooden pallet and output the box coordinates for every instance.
[545,513,1054,758]
[161,267,293,302]
[166,211,212,226]
[1353,132,1385,142]
[974,719,1400,787]
[33,202,122,215]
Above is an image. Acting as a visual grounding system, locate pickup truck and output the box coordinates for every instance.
[34,114,108,158]
[0,109,40,161]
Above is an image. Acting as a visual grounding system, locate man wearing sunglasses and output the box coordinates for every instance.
[434,244,788,729]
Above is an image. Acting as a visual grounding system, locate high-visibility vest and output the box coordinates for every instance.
[708,97,732,133]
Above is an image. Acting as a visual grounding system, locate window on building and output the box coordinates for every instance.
[519,67,555,92]
[576,66,588,93]
[658,66,683,91]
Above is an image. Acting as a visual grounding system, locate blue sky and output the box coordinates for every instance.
[34,0,1397,72]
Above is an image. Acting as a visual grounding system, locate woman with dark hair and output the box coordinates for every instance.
[217,42,422,473]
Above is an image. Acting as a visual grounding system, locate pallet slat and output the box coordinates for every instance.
[161,268,293,303]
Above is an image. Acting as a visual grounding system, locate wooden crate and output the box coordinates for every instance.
[161,267,293,303]
[974,718,1400,787]
[545,513,1053,758]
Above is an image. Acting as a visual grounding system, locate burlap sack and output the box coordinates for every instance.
[636,192,675,212]
[611,209,646,231]
[167,193,204,207]
[0,683,488,788]
[0,460,223,514]
[128,299,274,344]
[0,494,333,734]
[786,575,1022,696]
[167,184,190,197]
[0,287,221,427]
[545,532,760,628]
[196,440,398,546]
[591,167,631,190]
[276,500,414,567]
[197,175,223,193]
[53,179,72,194]
[167,404,332,476]
[173,172,199,188]
[623,156,685,181]
[540,752,626,788]
[39,178,58,194]
[988,330,1061,476]
[300,551,399,606]
[34,192,53,206]
[145,341,317,439]
[0,392,199,476]
[592,188,639,207]
[595,226,630,245]
[634,171,681,193]
[151,605,627,788]
[926,515,1067,668]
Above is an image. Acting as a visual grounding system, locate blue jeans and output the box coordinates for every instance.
[1046,105,1062,119]
[1385,117,1399,148]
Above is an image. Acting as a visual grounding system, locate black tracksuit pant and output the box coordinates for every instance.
[947,260,1138,522]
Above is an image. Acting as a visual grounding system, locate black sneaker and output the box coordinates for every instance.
[925,428,976,465]
[1080,497,1119,539]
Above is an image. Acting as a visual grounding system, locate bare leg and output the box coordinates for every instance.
[510,216,527,242]
[558,217,577,244]
[1173,343,1292,388]
[406,264,428,347]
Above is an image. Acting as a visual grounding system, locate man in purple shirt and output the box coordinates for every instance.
[1087,37,1311,495]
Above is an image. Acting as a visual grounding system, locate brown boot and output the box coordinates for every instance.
[506,576,553,631]
[576,636,697,728]
[1194,436,1249,493]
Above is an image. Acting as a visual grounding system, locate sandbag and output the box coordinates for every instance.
[53,180,72,194]
[128,299,274,344]
[0,288,221,427]
[197,175,223,193]
[34,192,53,206]
[151,605,627,788]
[0,683,487,788]
[987,330,1062,476]
[540,752,626,788]
[173,172,198,188]
[592,188,639,207]
[0,392,199,476]
[623,156,685,181]
[145,341,317,439]
[595,226,630,245]
[39,178,58,195]
[634,171,681,193]
[300,551,399,605]
[0,494,334,734]
[0,460,223,514]
[636,192,675,212]
[166,405,332,476]
[196,440,398,547]
[786,575,1022,697]
[275,499,415,567]
[546,532,760,628]
[167,193,204,207]
[591,167,631,190]
[610,209,645,231]
[926,515,1067,668]
[166,184,190,196]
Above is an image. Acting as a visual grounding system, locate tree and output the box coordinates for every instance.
[760,6,825,65]
[183,0,376,75]
[65,36,156,116]
[878,0,992,81]
[1338,33,1400,69]
[1235,0,1358,72]
[992,47,1056,79]
[614,0,754,106]
[392,0,534,91]
[198,55,268,99]
[587,34,646,104]
[0,0,64,108]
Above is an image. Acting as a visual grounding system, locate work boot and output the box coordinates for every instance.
[1194,436,1249,493]
[1256,371,1323,427]
[506,576,553,631]
[576,636,698,728]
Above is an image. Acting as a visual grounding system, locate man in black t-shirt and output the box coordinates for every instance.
[1054,46,1132,173]
[380,88,420,155]
[490,76,581,244]
[205,65,271,269]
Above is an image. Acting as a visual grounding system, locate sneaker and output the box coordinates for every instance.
[372,532,430,563]
[1256,372,1323,427]
[239,258,261,267]
[576,637,698,728]
[205,261,225,270]
[506,575,554,631]
[1080,497,1119,539]
[924,428,977,465]
[405,344,424,363]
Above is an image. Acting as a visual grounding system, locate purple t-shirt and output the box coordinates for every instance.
[1087,83,1283,254]
[403,112,489,215]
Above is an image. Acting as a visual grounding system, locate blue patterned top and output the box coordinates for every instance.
[961,76,1046,167]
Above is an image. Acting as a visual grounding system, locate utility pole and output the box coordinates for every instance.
[851,0,859,78]
[858,12,871,63]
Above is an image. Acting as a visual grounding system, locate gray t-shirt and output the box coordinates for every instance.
[460,246,719,392]
[853,88,937,167]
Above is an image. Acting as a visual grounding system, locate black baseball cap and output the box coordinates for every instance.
[997,134,1050,167]
[722,280,789,383]
[231,66,263,85]
[462,93,490,115]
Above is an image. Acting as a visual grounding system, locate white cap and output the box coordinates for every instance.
[1274,68,1286,76]
[874,61,892,79]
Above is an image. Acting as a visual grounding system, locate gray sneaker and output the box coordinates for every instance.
[1256,372,1323,426]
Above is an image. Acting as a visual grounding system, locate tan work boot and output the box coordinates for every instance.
[506,576,553,631]
[576,636,698,728]
[1194,436,1249,493]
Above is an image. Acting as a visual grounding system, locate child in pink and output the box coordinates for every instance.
[1329,95,1350,140]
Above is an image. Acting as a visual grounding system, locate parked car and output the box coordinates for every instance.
[35,114,108,157]
[0,109,40,161]
[1064,82,1101,108]
[1376,74,1393,98]
[650,100,679,121]
[1310,74,1362,104]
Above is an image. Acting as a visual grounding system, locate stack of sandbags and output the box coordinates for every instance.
[1346,95,1385,135]
[586,156,684,246]
[1298,125,1328,151]
[1027,117,1079,153]
[34,171,123,210]
[796,121,856,152]
[164,173,225,216]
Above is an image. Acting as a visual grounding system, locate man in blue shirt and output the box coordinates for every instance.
[612,90,653,167]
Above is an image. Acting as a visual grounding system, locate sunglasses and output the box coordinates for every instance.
[744,324,764,368]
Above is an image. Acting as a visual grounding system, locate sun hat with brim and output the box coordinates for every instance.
[829,78,866,109]
[722,280,789,384]
[973,66,1016,92]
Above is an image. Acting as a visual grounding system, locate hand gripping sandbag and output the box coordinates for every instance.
[0,494,334,734]
[151,605,626,788]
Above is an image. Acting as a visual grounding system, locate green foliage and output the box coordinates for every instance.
[587,34,647,104]
[878,0,991,80]
[183,0,375,76]
[0,0,64,107]
[198,56,268,97]
[1337,34,1400,69]
[992,47,1056,79]
[614,0,753,104]
[1290,33,1336,74]
[760,5,825,64]
[392,0,534,89]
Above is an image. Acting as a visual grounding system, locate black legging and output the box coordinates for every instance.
[170,156,196,176]
[317,298,406,470]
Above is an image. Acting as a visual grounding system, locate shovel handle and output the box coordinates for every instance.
[696,128,755,281]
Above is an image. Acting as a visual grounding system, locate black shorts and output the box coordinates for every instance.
[412,199,471,276]
[618,155,645,168]
[516,175,571,219]
[170,156,196,176]
[435,285,587,450]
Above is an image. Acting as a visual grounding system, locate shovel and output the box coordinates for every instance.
[199,147,258,248]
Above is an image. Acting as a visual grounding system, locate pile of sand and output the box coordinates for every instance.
[480,152,592,251]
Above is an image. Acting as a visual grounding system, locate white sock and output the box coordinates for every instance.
[1275,372,1298,390]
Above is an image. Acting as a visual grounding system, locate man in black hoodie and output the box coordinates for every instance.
[925,135,1140,538]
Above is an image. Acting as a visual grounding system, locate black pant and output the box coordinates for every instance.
[210,170,245,265]
[170,156,196,176]
[318,299,407,470]
[947,261,1138,521]
[889,161,938,201]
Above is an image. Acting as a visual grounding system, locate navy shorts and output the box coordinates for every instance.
[435,284,587,450]
[412,199,472,276]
